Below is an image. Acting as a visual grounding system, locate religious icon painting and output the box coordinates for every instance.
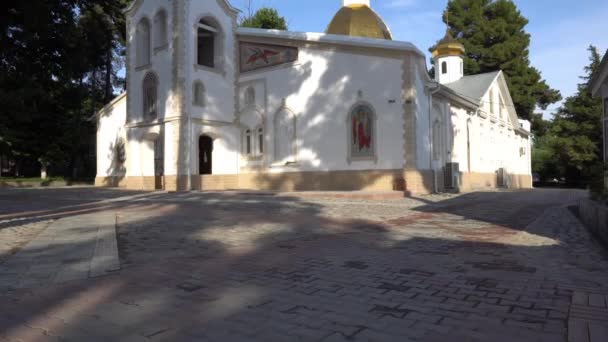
[350,104,374,158]
[239,42,298,73]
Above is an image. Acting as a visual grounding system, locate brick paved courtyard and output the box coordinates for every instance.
[0,188,607,341]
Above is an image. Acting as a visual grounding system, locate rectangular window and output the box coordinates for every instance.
[197,30,214,67]
[258,132,264,154]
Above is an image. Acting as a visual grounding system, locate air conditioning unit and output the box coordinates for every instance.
[444,162,460,189]
[497,168,507,188]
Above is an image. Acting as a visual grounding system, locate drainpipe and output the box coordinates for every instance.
[427,81,441,193]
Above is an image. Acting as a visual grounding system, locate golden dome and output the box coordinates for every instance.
[431,29,465,58]
[326,4,392,40]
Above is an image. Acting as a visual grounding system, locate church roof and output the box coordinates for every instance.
[430,29,465,58]
[236,28,422,56]
[443,71,501,103]
[326,4,392,40]
[591,49,608,96]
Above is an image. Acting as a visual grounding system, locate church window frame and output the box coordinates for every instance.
[441,61,447,75]
[195,17,223,70]
[142,72,158,121]
[347,101,378,164]
[193,81,205,107]
[243,128,252,156]
[153,9,168,51]
[136,17,151,68]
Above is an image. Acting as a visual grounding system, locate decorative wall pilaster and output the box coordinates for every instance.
[402,54,417,170]
[170,0,189,191]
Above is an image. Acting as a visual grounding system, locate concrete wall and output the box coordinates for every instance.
[578,199,608,246]
[96,95,127,184]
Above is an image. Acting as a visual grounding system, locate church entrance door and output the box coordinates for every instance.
[199,135,213,175]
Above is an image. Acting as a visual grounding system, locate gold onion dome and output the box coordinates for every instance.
[431,29,465,58]
[326,4,393,40]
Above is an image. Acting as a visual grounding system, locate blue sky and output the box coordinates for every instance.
[234,0,608,119]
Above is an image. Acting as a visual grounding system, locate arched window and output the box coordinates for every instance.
[257,127,264,155]
[197,18,218,68]
[142,72,158,120]
[432,120,441,160]
[193,81,205,106]
[136,18,151,67]
[441,61,447,75]
[245,87,255,106]
[243,129,252,155]
[153,10,168,49]
[349,104,375,159]
[274,109,296,163]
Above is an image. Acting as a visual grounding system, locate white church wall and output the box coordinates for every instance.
[239,44,405,174]
[189,124,240,175]
[414,63,431,170]
[127,0,173,123]
[126,125,163,178]
[96,96,127,178]
[186,0,237,124]
[436,55,463,84]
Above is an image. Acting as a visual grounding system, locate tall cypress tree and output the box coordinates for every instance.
[440,0,561,125]
[548,46,602,186]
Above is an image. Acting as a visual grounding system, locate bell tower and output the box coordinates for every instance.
[431,29,465,84]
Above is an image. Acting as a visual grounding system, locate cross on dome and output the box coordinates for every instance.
[342,0,370,7]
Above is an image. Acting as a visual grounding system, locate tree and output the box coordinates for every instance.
[438,0,561,125]
[546,46,602,186]
[0,0,130,178]
[240,6,288,30]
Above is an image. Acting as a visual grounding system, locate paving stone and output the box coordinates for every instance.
[0,188,606,342]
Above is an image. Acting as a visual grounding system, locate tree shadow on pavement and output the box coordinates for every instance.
[1,188,607,342]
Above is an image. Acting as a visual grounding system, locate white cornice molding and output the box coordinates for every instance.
[236,28,424,57]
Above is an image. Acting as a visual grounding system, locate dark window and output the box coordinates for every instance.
[143,72,158,120]
[258,127,264,154]
[199,135,213,175]
[197,19,216,68]
[245,129,251,155]
[441,61,447,75]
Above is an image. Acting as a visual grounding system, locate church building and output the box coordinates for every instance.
[94,0,533,194]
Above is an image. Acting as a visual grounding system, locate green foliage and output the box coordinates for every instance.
[0,0,130,178]
[546,46,603,187]
[240,7,288,30]
[532,134,561,180]
[531,46,602,187]
[439,0,561,125]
